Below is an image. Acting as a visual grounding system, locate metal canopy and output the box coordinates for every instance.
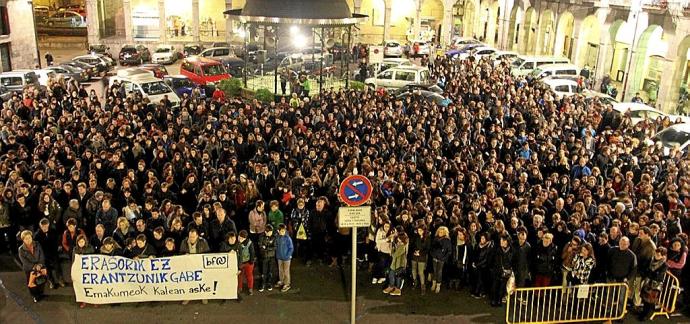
[224,0,367,26]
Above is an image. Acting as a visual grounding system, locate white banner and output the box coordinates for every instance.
[71,253,238,304]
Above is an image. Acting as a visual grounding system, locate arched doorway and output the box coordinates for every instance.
[420,0,444,43]
[507,5,523,51]
[607,19,629,83]
[670,36,690,113]
[554,11,574,58]
[575,15,602,69]
[522,7,537,54]
[625,25,666,102]
[537,9,555,55]
[478,0,499,46]
[463,0,478,38]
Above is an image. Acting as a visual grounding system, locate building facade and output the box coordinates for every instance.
[0,0,40,71]
[87,0,690,113]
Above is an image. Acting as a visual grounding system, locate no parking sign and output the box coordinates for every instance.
[338,175,373,207]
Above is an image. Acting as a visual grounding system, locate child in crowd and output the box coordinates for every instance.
[276,224,294,292]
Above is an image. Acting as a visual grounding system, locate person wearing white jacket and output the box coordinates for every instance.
[373,222,393,284]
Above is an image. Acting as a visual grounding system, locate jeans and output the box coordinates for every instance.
[387,268,403,289]
[432,259,445,283]
[278,259,291,286]
[374,252,391,279]
[261,257,277,289]
[238,262,255,290]
[411,260,426,285]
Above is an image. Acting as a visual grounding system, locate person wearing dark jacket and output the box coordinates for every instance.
[449,227,473,290]
[592,232,611,283]
[429,226,452,294]
[89,224,106,253]
[180,229,210,305]
[638,247,668,321]
[132,234,156,259]
[490,234,515,307]
[18,230,46,303]
[513,227,531,288]
[631,227,656,308]
[607,236,637,283]
[34,218,62,288]
[472,232,494,298]
[210,208,237,251]
[411,224,431,294]
[533,233,557,287]
[238,230,257,295]
[258,225,277,292]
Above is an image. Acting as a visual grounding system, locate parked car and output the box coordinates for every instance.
[451,37,481,48]
[411,41,431,57]
[199,47,236,64]
[613,102,690,126]
[492,50,519,66]
[0,70,41,94]
[59,5,86,17]
[543,78,580,99]
[45,65,89,82]
[138,64,169,79]
[396,90,451,107]
[183,44,204,57]
[224,57,246,77]
[63,60,96,80]
[73,55,111,73]
[152,45,180,65]
[384,41,403,57]
[392,83,443,96]
[119,44,151,66]
[180,57,231,86]
[529,64,580,79]
[163,75,206,98]
[446,43,484,59]
[650,123,690,155]
[88,44,113,59]
[0,85,11,102]
[109,74,181,107]
[365,66,431,90]
[45,10,86,28]
[582,91,618,106]
[34,69,57,87]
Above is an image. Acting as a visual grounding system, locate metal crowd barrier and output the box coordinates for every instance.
[506,283,629,324]
[651,271,681,320]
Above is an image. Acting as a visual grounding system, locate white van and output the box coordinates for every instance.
[365,66,431,90]
[109,74,181,107]
[511,56,570,76]
[651,123,690,155]
[529,64,580,79]
[543,79,580,98]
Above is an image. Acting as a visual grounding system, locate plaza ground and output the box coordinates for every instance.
[1,253,689,324]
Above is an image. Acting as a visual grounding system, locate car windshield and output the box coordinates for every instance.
[174,78,193,88]
[141,81,171,96]
[156,48,171,53]
[655,128,690,148]
[202,64,226,76]
[529,68,543,77]
[512,58,525,68]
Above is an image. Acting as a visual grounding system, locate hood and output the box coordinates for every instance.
[153,52,174,58]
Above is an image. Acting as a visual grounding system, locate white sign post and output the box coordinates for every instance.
[339,206,371,324]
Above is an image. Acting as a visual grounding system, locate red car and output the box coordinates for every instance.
[138,64,168,79]
[180,57,230,86]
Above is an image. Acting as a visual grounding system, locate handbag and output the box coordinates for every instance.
[296,223,307,240]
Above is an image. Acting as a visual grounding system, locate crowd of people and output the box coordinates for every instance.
[0,46,689,321]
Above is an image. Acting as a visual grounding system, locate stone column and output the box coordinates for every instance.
[498,0,511,50]
[382,0,391,43]
[85,0,100,45]
[353,0,362,14]
[192,0,200,42]
[159,0,167,42]
[441,7,453,47]
[655,58,677,112]
[413,0,422,41]
[226,0,233,43]
[123,0,133,43]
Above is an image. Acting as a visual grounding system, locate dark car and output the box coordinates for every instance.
[119,44,151,66]
[63,60,96,79]
[183,44,204,57]
[88,44,113,59]
[138,64,169,79]
[46,65,89,83]
[223,57,245,78]
[163,75,206,98]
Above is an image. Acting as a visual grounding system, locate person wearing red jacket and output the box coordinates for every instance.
[212,87,226,103]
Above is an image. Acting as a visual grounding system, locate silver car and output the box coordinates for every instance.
[45,10,86,28]
[384,41,403,57]
[46,65,89,83]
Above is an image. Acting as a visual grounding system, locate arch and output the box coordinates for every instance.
[521,6,537,54]
[574,15,602,68]
[625,25,664,101]
[670,36,690,113]
[420,0,444,42]
[506,3,523,51]
[462,0,479,38]
[478,0,499,46]
[536,9,555,55]
[606,19,629,79]
[553,11,574,58]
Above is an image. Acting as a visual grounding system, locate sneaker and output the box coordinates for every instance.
[281,285,291,292]
[268,287,273,291]
[249,289,254,295]
[377,278,386,284]
[202,299,208,305]
[275,282,283,288]
[181,300,189,305]
[383,287,394,294]
[390,288,401,296]
[259,287,265,292]
[372,278,377,284]
[33,297,38,303]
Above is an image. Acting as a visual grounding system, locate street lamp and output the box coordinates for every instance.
[621,0,643,102]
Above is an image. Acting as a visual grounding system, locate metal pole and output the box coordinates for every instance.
[319,27,324,97]
[274,25,279,96]
[346,26,351,89]
[621,9,640,102]
[243,23,248,88]
[351,226,357,324]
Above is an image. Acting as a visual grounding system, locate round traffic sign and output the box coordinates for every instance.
[373,48,380,54]
[339,175,373,207]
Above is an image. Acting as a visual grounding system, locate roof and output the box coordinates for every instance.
[225,0,366,26]
[184,56,223,66]
[543,78,578,86]
[612,102,660,113]
[662,123,690,133]
[534,63,580,70]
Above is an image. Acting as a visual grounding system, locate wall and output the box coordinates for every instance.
[2,0,39,70]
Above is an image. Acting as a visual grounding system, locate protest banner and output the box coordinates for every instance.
[71,252,238,304]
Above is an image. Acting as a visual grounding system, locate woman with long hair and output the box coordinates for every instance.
[373,221,393,284]
[411,224,431,294]
[429,226,452,293]
[570,242,596,285]
[383,232,409,296]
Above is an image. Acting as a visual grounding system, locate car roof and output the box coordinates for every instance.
[184,56,223,66]
[534,63,580,70]
[167,75,190,79]
[383,58,411,63]
[472,46,496,52]
[612,102,662,113]
[543,79,578,86]
[203,47,232,51]
[660,123,690,134]
[494,50,518,56]
[389,65,428,72]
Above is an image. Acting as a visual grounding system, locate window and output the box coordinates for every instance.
[554,85,569,92]
[524,62,534,69]
[1,77,21,86]
[181,62,193,72]
[202,64,226,76]
[141,81,171,95]
[214,49,230,56]
[420,71,429,83]
[378,70,393,79]
[201,51,211,57]
[395,71,415,81]
[557,69,577,76]
[0,6,9,35]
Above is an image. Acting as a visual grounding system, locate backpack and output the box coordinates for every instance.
[241,241,251,263]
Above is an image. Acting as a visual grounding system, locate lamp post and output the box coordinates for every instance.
[621,0,643,102]
[29,0,42,68]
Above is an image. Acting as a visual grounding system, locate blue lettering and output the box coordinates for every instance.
[160,259,171,270]
[150,259,159,271]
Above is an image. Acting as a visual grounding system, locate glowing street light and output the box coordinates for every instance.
[292,33,307,49]
[290,25,299,35]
